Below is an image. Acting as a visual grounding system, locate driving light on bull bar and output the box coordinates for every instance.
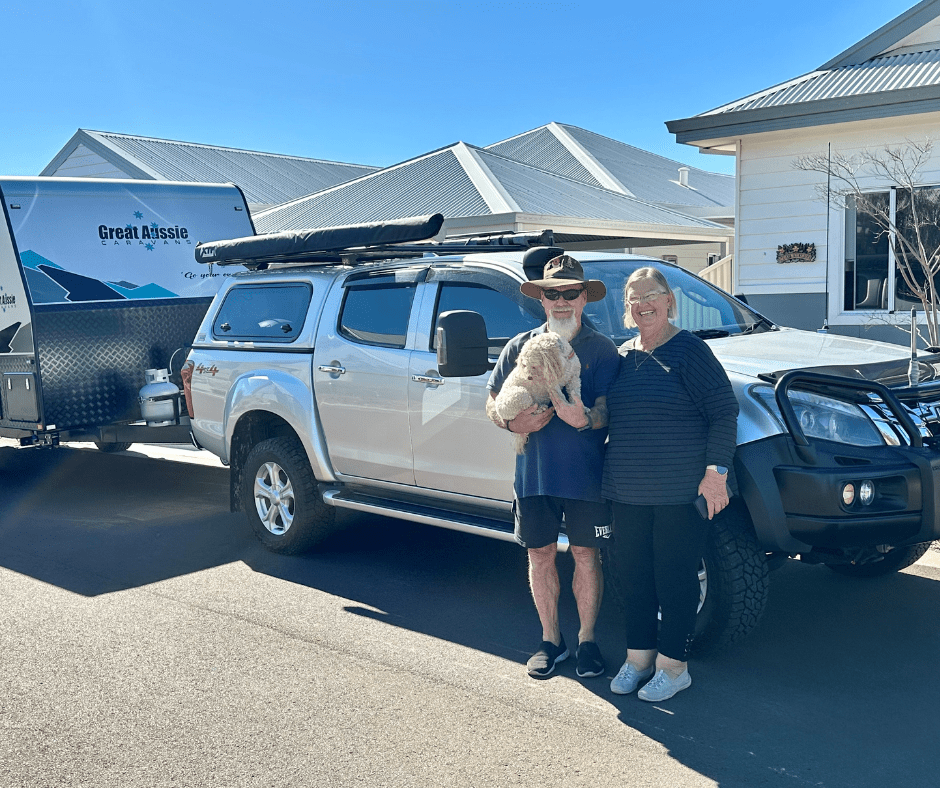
[842,483,855,506]
[859,480,875,506]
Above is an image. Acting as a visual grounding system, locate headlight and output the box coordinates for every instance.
[751,385,884,446]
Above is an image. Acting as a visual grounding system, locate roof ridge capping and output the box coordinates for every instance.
[819,0,940,70]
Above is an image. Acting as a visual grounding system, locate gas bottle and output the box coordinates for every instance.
[139,368,180,426]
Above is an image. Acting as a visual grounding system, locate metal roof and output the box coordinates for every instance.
[669,2,940,144]
[253,141,727,243]
[706,47,940,115]
[486,123,734,209]
[41,130,378,210]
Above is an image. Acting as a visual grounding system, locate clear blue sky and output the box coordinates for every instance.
[3,0,919,178]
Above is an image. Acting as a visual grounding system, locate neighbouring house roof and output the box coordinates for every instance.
[40,129,378,212]
[667,0,940,148]
[253,141,729,249]
[486,122,734,217]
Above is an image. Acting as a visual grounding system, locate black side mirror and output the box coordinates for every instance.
[436,310,492,377]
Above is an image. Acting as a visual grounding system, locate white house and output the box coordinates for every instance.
[668,0,940,344]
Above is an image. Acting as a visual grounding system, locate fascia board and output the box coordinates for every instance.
[819,0,940,70]
[667,83,940,144]
[39,129,86,176]
[78,130,161,179]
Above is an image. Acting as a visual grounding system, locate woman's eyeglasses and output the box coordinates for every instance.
[542,287,585,301]
[626,291,667,306]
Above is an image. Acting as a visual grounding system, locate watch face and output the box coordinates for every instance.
[716,465,728,475]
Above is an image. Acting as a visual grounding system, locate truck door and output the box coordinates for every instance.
[408,267,543,500]
[313,269,424,485]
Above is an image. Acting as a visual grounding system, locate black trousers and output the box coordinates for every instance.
[610,501,708,661]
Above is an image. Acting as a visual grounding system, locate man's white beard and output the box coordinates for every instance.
[547,313,578,342]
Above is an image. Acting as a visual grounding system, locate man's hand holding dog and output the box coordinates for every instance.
[508,403,554,434]
[550,391,590,429]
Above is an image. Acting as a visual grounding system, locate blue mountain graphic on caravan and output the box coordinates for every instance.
[19,251,179,303]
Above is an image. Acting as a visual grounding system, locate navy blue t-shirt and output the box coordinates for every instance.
[487,324,619,502]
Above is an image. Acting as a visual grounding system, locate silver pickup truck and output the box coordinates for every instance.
[186,216,940,652]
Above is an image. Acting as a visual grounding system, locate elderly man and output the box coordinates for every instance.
[486,254,619,679]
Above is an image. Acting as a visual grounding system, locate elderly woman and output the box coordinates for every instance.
[603,266,738,702]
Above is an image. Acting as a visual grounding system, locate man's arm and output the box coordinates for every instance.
[486,392,554,434]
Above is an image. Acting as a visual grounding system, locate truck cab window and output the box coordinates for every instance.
[339,282,417,348]
[432,281,541,356]
[212,283,311,341]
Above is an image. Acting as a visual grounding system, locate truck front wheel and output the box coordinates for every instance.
[242,436,336,554]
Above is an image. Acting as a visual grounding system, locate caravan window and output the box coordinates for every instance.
[212,283,312,341]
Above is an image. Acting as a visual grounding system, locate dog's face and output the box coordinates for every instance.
[517,337,566,386]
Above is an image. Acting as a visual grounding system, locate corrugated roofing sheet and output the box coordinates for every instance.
[255,143,725,234]
[487,128,604,187]
[253,149,490,233]
[477,150,723,227]
[559,125,734,208]
[486,124,733,208]
[706,46,940,115]
[88,131,377,206]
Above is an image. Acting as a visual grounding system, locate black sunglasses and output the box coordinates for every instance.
[542,287,585,301]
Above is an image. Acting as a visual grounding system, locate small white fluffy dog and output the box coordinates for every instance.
[494,332,582,454]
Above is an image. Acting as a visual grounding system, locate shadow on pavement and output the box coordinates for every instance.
[2,445,939,785]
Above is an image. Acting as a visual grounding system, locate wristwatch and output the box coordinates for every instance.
[576,407,593,432]
[706,464,728,475]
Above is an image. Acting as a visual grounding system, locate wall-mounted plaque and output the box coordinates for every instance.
[776,242,816,264]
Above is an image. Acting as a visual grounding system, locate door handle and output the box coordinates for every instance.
[412,374,444,386]
[318,364,346,375]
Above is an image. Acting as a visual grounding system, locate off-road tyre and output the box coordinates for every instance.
[94,441,133,453]
[242,436,337,554]
[602,500,769,654]
[826,541,934,578]
[692,502,769,653]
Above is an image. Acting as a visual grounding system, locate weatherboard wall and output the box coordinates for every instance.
[733,110,940,338]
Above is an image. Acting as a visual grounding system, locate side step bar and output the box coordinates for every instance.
[322,488,571,551]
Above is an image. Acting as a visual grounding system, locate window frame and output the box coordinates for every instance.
[211,282,313,343]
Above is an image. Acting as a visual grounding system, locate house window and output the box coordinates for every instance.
[844,187,940,311]
[662,255,678,264]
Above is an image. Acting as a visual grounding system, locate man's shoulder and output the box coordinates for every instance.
[574,325,618,355]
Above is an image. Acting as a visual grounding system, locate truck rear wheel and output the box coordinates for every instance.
[242,436,336,554]
[94,441,133,453]
[825,542,933,578]
[603,501,769,654]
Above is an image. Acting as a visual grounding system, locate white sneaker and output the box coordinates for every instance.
[610,661,655,695]
[637,669,692,702]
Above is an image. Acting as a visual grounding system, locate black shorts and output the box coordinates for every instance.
[513,495,612,550]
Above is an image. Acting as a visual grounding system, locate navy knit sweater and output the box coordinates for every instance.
[602,330,739,505]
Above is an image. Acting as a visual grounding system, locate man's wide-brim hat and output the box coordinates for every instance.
[520,254,607,302]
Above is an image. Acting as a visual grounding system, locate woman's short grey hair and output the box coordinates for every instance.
[623,266,676,328]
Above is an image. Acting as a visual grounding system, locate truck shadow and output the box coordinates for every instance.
[2,446,939,785]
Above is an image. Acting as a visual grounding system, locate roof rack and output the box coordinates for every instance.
[194,213,558,270]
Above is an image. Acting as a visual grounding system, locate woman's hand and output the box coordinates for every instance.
[509,403,554,434]
[698,468,730,520]
[550,391,591,430]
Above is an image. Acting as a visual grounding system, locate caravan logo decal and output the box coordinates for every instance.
[99,210,191,250]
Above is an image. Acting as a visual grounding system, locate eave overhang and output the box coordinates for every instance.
[667,83,940,147]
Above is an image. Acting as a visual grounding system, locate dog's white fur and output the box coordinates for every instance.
[494,332,581,454]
